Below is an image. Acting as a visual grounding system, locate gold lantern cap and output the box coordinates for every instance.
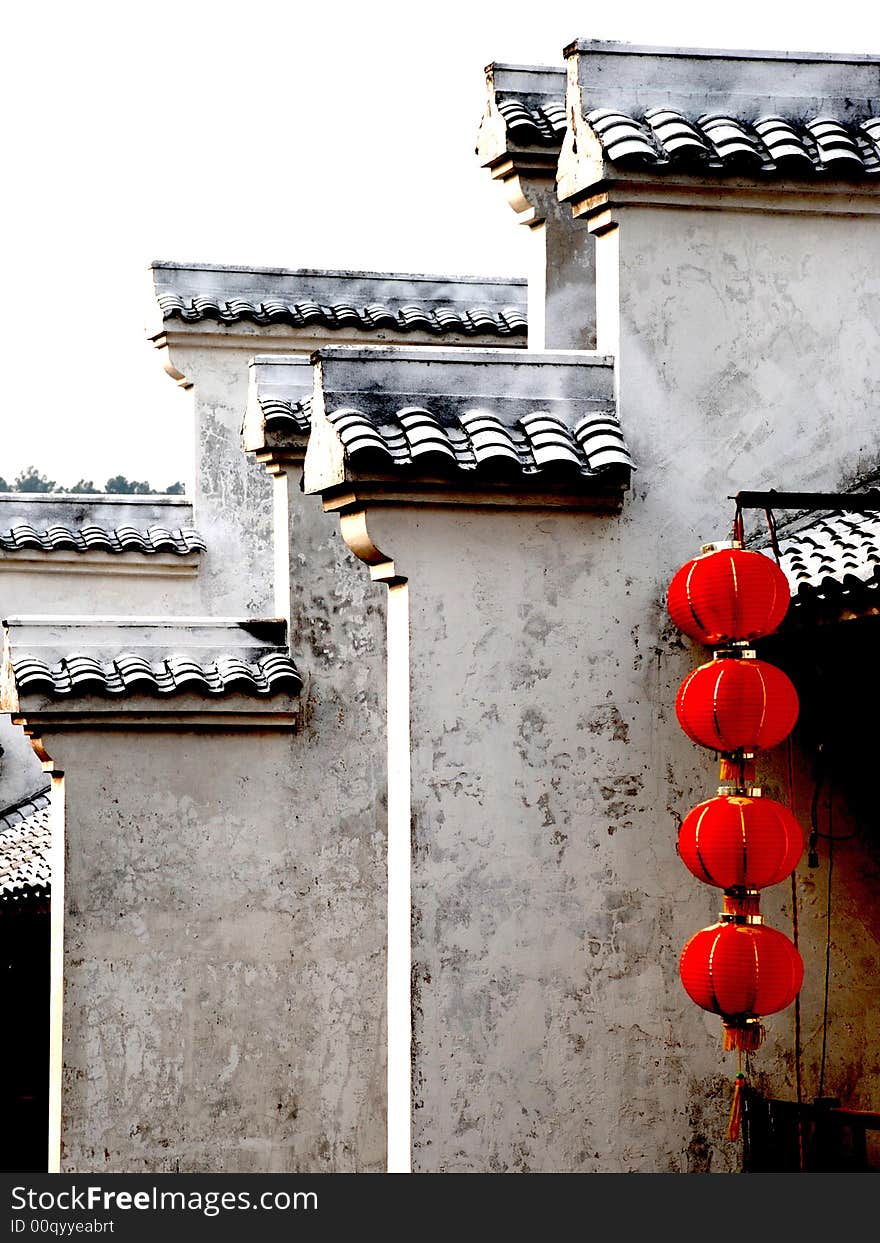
[700,539,743,554]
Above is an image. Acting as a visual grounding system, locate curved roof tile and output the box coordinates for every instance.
[0,789,51,897]
[158,292,527,337]
[496,96,568,147]
[13,650,301,699]
[0,524,205,556]
[587,107,880,175]
[757,510,880,618]
[258,397,312,434]
[325,403,634,478]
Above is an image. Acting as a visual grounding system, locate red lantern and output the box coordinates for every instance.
[667,541,790,646]
[679,919,804,1049]
[675,657,799,754]
[678,793,803,890]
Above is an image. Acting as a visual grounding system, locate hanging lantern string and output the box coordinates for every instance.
[786,735,805,1170]
[818,764,835,1102]
[668,535,804,1141]
[764,507,782,563]
[726,1047,746,1142]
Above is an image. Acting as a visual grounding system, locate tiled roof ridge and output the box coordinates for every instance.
[0,524,205,556]
[754,508,880,611]
[12,650,302,699]
[158,294,528,335]
[258,396,312,434]
[151,260,527,286]
[0,786,52,833]
[586,107,880,175]
[495,95,567,148]
[324,402,635,478]
[0,789,52,897]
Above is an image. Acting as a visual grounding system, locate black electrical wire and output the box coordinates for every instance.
[786,737,805,1171]
[786,741,803,1105]
[817,769,834,1102]
[766,516,804,1163]
[764,507,782,562]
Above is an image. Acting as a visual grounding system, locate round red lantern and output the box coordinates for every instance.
[675,656,799,754]
[679,919,804,1048]
[667,541,790,646]
[678,793,803,890]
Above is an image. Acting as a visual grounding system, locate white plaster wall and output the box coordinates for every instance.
[363,503,736,1172]
[27,444,391,1171]
[0,715,46,808]
[337,202,880,1171]
[166,329,526,617]
[0,565,203,616]
[535,194,597,352]
[165,345,276,616]
[38,726,385,1173]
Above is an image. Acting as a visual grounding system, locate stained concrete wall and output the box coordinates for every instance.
[19,452,391,1170]
[154,344,275,616]
[0,493,207,814]
[33,722,385,1173]
[161,326,526,617]
[320,199,880,1172]
[357,503,734,1171]
[524,190,597,352]
[0,715,45,809]
[0,562,202,617]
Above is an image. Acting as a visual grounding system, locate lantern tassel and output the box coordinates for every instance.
[723,1020,765,1053]
[726,1071,746,1141]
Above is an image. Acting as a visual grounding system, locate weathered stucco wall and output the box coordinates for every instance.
[159,345,276,616]
[318,200,880,1172]
[16,437,391,1171]
[0,716,45,808]
[0,564,203,617]
[35,724,385,1173]
[523,191,597,352]
[358,503,736,1172]
[161,325,525,617]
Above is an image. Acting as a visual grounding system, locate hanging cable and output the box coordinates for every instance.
[817,765,834,1102]
[786,737,804,1170]
[764,507,782,562]
[809,744,823,867]
[788,741,805,1169]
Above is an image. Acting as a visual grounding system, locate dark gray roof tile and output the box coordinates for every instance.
[5,620,302,702]
[258,397,311,434]
[151,264,528,338]
[0,523,205,555]
[763,510,880,614]
[158,292,527,335]
[477,64,568,167]
[496,96,567,147]
[13,650,300,699]
[0,788,51,897]
[324,402,633,477]
[0,495,203,557]
[587,106,880,175]
[304,349,635,497]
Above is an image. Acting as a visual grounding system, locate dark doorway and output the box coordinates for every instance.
[0,894,49,1173]
[743,1090,880,1172]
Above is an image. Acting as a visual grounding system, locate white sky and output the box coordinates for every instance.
[3,1,880,489]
